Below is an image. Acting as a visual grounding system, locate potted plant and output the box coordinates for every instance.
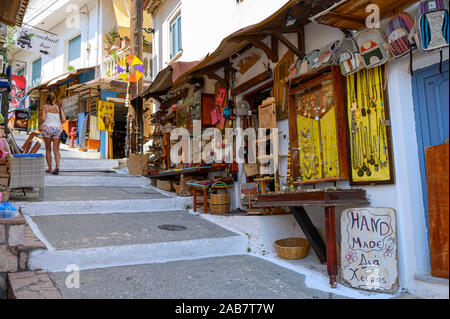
[121,36,130,50]
[103,29,120,56]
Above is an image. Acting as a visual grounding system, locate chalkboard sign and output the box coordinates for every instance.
[341,207,398,293]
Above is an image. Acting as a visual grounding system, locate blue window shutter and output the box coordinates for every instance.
[68,35,81,63]
[178,16,182,51]
[170,23,175,58]
[170,15,182,59]
[32,58,42,87]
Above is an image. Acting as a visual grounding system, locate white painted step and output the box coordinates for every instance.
[58,159,120,171]
[17,197,193,216]
[27,236,248,272]
[44,175,150,187]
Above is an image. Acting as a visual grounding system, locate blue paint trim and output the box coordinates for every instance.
[411,59,449,228]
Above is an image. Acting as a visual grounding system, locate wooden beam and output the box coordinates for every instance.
[325,11,366,24]
[272,33,304,59]
[231,70,272,96]
[250,37,279,63]
[205,71,227,88]
[297,25,305,57]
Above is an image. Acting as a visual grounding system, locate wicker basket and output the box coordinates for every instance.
[8,155,45,189]
[274,238,310,260]
[209,192,230,214]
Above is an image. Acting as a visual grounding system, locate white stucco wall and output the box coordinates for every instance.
[11,0,117,93]
[151,0,288,77]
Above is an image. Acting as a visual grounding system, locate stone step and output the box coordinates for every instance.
[46,255,347,299]
[58,159,120,171]
[14,185,191,216]
[26,211,248,272]
[8,271,62,299]
[44,174,150,187]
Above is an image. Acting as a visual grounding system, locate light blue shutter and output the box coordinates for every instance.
[68,35,81,64]
[32,58,42,87]
[177,16,182,52]
[170,16,182,59]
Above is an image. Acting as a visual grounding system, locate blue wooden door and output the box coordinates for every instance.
[412,60,449,224]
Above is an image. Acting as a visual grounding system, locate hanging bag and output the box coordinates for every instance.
[385,13,416,58]
[416,0,449,52]
[355,28,389,69]
[312,40,341,69]
[338,36,362,76]
[58,105,68,144]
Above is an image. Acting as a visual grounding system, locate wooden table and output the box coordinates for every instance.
[255,189,369,288]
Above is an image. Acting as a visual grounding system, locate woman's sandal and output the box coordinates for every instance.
[46,169,53,174]
[52,168,59,175]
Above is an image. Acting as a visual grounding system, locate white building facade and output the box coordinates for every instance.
[148,0,449,299]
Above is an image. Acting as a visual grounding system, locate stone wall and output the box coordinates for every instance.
[0,215,45,299]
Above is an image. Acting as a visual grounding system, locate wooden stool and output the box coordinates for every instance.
[192,187,208,214]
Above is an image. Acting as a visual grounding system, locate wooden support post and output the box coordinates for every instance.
[193,187,197,212]
[203,188,208,214]
[290,206,327,264]
[129,0,144,154]
[325,206,338,288]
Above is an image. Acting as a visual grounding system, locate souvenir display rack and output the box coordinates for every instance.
[345,65,395,185]
[288,65,349,184]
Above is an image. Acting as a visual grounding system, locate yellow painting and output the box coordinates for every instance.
[98,100,115,132]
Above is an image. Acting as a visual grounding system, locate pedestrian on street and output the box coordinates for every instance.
[40,92,66,175]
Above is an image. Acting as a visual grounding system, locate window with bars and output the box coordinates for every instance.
[170,15,182,59]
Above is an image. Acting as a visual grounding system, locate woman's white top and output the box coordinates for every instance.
[43,112,61,127]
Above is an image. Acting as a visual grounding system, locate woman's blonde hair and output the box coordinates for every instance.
[46,92,57,105]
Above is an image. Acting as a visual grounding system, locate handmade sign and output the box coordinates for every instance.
[15,27,60,57]
[341,207,398,293]
[98,100,114,132]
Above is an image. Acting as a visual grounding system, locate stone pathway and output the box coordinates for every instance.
[6,133,397,299]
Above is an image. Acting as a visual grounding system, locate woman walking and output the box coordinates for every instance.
[40,92,66,175]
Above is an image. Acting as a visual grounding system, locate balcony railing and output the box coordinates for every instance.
[103,48,130,79]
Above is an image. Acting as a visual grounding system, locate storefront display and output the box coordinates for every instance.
[345,66,394,184]
[288,66,349,184]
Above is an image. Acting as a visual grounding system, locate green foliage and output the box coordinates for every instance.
[5,26,19,56]
[67,65,75,72]
[104,28,120,47]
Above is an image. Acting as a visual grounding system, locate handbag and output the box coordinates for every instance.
[58,105,68,144]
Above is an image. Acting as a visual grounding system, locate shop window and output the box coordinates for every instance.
[31,58,41,87]
[68,34,81,65]
[170,15,182,59]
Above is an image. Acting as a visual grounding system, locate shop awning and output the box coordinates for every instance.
[140,61,201,99]
[310,0,419,31]
[168,0,337,90]
[113,0,153,42]
[0,0,29,27]
[68,77,129,93]
[25,67,96,98]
